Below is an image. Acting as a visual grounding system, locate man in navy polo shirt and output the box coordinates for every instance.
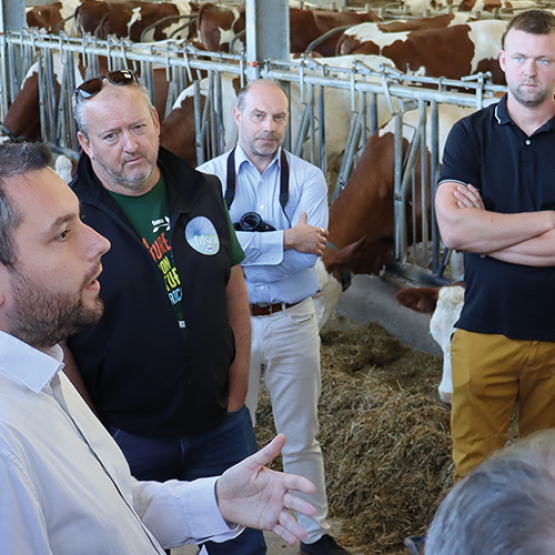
[436,9,555,480]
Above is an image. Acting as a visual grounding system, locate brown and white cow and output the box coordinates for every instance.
[75,0,195,42]
[395,282,465,402]
[401,0,536,13]
[196,3,382,55]
[337,19,507,84]
[26,1,80,35]
[313,103,475,329]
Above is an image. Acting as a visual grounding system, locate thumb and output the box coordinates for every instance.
[297,212,307,225]
[249,434,286,468]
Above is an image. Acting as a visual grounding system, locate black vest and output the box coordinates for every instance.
[69,147,235,436]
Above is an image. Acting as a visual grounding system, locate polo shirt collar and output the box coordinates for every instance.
[494,95,511,125]
[0,331,64,394]
[494,94,555,132]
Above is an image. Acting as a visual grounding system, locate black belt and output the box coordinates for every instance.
[250,301,302,316]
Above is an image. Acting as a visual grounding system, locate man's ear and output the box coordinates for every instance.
[232,106,241,128]
[499,49,506,72]
[78,131,92,158]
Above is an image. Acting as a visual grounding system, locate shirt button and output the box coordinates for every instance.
[525,139,531,145]
[260,205,264,210]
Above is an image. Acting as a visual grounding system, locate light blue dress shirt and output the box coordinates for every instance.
[198,145,329,304]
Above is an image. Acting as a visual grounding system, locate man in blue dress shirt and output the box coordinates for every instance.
[198,79,350,555]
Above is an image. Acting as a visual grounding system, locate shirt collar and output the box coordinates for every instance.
[235,143,282,173]
[494,94,511,125]
[494,94,555,132]
[0,331,64,394]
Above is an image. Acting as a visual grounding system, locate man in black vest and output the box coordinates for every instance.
[64,71,266,555]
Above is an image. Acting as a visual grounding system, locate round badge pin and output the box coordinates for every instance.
[185,216,220,256]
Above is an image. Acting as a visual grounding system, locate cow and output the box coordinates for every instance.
[336,19,508,84]
[395,283,466,402]
[196,3,382,55]
[75,0,195,42]
[159,54,402,168]
[401,0,536,13]
[26,1,80,34]
[313,103,475,329]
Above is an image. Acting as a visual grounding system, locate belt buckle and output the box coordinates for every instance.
[252,302,272,316]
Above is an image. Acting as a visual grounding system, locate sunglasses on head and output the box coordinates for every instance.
[74,70,138,99]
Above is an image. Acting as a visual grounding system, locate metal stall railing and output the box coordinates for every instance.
[0,28,505,285]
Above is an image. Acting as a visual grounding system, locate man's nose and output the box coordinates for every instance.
[122,130,139,151]
[89,226,111,259]
[524,59,538,75]
[262,118,275,132]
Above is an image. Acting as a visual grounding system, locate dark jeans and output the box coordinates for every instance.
[110,405,266,555]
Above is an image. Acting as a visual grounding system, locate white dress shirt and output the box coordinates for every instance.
[0,331,240,554]
[198,146,329,304]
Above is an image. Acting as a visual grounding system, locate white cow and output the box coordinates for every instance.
[395,283,465,403]
[429,284,465,402]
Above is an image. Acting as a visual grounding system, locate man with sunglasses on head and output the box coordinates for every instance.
[64,70,266,555]
[198,80,349,555]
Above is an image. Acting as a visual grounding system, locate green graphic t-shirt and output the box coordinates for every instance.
[108,174,245,347]
[108,175,188,339]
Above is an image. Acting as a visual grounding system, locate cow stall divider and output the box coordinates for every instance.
[0,28,505,285]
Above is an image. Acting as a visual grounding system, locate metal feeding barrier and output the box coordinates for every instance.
[0,27,505,284]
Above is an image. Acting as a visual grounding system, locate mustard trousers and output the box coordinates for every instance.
[451,329,555,480]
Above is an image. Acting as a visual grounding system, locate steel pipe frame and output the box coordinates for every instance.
[0,29,508,284]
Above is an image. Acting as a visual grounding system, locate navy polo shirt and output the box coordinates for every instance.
[439,95,555,342]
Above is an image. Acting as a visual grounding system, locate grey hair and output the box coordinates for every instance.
[236,79,288,113]
[72,77,155,138]
[0,142,51,268]
[502,9,555,49]
[426,430,555,555]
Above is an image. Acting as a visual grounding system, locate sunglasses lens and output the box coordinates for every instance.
[75,71,137,99]
[75,77,103,99]
[106,70,136,85]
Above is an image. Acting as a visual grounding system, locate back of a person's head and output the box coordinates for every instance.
[425,431,555,555]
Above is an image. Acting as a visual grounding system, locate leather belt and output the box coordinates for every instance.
[250,301,302,316]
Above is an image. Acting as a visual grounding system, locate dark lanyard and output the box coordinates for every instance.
[225,146,289,212]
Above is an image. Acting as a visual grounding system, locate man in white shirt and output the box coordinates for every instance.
[198,79,349,555]
[0,141,316,554]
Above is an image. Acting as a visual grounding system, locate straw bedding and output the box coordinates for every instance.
[255,314,453,554]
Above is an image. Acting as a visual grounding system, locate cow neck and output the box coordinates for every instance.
[224,146,289,212]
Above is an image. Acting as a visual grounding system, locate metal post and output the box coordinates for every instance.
[0,0,24,117]
[246,0,289,83]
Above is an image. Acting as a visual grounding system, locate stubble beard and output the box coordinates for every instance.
[6,270,104,350]
[510,80,551,108]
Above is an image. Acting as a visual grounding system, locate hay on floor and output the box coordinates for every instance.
[255,315,453,555]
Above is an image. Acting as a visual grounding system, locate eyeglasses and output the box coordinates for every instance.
[74,70,138,99]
